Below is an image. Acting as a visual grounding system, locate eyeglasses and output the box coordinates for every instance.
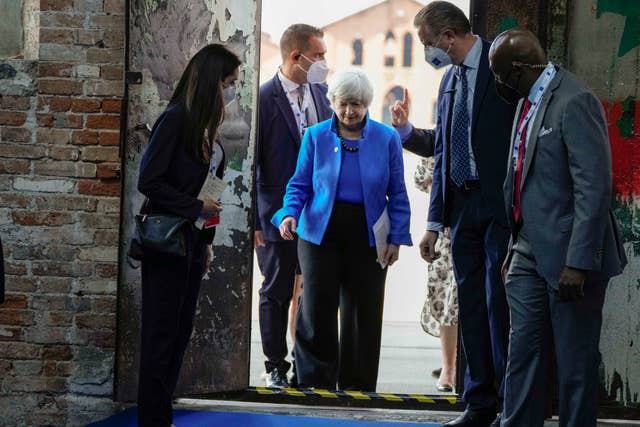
[494,67,516,86]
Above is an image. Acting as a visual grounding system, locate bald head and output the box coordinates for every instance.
[489,29,546,71]
[489,29,548,102]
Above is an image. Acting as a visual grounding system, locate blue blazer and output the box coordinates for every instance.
[409,40,516,227]
[255,74,333,241]
[271,114,413,247]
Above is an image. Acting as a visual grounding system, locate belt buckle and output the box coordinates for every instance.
[463,180,476,191]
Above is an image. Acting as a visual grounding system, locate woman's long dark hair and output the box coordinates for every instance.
[170,44,241,162]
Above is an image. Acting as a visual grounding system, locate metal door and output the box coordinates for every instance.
[115,0,261,401]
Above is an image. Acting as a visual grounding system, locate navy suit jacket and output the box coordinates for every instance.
[138,103,224,244]
[431,39,515,227]
[406,40,516,227]
[255,74,332,241]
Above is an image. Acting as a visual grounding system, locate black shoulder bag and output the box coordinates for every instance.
[127,199,191,262]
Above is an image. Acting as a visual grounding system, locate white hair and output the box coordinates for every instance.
[326,68,374,108]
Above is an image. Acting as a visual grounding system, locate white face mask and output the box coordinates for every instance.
[298,53,329,84]
[222,85,236,107]
[424,34,452,69]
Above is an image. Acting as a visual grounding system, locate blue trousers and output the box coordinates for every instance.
[449,186,510,412]
[256,240,297,373]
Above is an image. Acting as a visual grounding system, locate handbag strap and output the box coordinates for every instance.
[139,197,151,215]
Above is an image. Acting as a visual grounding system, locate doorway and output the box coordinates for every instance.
[250,0,468,396]
[115,0,468,407]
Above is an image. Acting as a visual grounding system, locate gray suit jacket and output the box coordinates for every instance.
[504,66,627,287]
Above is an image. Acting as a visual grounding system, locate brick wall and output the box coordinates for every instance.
[0,1,125,425]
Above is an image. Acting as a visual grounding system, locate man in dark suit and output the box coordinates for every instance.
[393,3,515,426]
[490,29,627,427]
[255,24,332,388]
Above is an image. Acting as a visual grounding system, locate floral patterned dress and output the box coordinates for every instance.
[414,158,458,337]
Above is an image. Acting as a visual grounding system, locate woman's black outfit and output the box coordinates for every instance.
[136,103,224,427]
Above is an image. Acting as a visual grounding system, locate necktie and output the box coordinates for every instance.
[450,65,470,187]
[296,84,306,109]
[512,99,532,224]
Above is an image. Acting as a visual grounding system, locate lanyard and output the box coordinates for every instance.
[513,62,556,159]
[283,84,311,137]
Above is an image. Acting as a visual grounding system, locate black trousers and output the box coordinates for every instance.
[137,230,207,427]
[294,202,387,391]
[256,240,298,372]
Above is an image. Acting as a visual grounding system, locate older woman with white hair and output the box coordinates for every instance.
[271,69,412,391]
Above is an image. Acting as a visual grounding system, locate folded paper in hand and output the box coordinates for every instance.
[195,174,226,229]
[199,174,226,202]
[373,207,390,269]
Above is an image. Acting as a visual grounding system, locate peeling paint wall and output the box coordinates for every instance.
[566,0,640,409]
[116,0,260,400]
[22,0,39,60]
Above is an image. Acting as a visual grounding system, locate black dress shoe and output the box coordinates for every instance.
[442,410,497,427]
[489,414,501,427]
[265,368,290,388]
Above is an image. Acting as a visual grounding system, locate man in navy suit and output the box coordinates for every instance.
[393,3,515,426]
[255,24,332,388]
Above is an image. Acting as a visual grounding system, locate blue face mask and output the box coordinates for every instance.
[424,34,452,69]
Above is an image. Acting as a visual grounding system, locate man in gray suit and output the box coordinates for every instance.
[488,29,627,427]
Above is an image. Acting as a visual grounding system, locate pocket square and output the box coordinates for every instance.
[538,126,553,137]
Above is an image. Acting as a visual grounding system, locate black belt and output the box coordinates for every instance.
[451,179,480,191]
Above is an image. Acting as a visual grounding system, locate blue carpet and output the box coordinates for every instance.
[86,407,438,426]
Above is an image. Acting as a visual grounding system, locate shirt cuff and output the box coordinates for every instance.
[394,123,414,142]
[427,221,444,232]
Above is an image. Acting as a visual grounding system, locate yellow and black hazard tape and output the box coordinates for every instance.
[250,386,460,405]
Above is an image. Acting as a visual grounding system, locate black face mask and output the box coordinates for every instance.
[495,80,524,105]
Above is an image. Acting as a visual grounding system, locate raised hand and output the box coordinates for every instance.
[390,88,411,127]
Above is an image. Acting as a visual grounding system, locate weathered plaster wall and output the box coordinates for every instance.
[567,0,640,409]
[116,0,260,401]
[0,0,25,58]
[0,0,39,60]
[474,0,640,412]
[23,0,40,60]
